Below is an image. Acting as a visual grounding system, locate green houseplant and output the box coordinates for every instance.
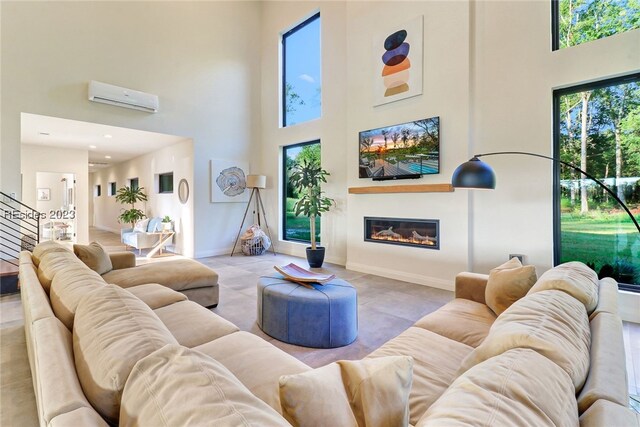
[162,215,173,231]
[290,159,335,267]
[115,186,148,228]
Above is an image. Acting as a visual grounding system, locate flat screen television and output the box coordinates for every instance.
[359,116,440,180]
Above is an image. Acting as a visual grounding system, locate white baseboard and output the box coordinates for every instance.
[346,261,454,292]
[619,290,640,323]
[194,246,233,259]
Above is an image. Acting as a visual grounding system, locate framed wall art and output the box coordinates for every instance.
[210,159,250,203]
[373,15,423,106]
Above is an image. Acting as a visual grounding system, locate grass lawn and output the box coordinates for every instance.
[284,197,320,243]
[560,212,640,285]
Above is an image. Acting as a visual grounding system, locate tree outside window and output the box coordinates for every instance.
[556,74,640,291]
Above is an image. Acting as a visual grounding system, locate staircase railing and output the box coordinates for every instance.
[0,191,40,268]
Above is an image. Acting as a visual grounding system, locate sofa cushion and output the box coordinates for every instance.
[37,250,79,294]
[417,348,578,427]
[278,356,413,427]
[485,257,537,315]
[32,241,70,267]
[528,261,598,314]
[458,290,590,391]
[577,312,629,413]
[126,283,187,310]
[366,327,473,426]
[578,400,640,427]
[153,300,238,347]
[48,407,109,427]
[133,218,150,232]
[194,331,309,412]
[31,317,97,426]
[147,217,162,233]
[73,284,177,424]
[278,362,357,427]
[119,344,291,427]
[101,258,217,292]
[590,277,619,320]
[414,298,496,347]
[73,242,113,275]
[49,264,106,330]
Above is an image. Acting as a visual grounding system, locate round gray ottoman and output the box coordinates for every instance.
[257,274,358,348]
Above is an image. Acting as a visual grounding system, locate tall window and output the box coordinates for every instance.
[129,177,139,191]
[553,0,640,50]
[282,13,321,127]
[554,73,640,292]
[108,182,116,196]
[283,140,321,242]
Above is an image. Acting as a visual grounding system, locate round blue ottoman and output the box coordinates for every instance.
[257,274,358,348]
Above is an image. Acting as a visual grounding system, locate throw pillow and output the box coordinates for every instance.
[73,242,113,275]
[485,257,537,316]
[279,356,413,427]
[133,218,150,233]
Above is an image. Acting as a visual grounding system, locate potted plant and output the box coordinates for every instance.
[290,159,335,268]
[115,186,148,228]
[162,215,173,231]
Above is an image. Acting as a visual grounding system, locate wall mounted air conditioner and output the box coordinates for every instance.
[88,80,159,113]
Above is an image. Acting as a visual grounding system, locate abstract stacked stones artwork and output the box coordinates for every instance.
[382,29,411,97]
[373,16,423,106]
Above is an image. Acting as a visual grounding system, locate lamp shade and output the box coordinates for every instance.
[246,174,266,189]
[451,157,496,189]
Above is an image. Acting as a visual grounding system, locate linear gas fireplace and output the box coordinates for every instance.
[364,217,439,250]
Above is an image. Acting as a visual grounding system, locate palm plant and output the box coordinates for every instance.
[290,159,335,251]
[115,186,148,228]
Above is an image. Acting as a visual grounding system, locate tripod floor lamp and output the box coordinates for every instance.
[231,175,276,256]
[451,151,640,234]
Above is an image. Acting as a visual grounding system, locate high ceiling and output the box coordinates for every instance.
[21,113,187,172]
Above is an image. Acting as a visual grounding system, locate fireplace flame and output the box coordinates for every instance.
[370,234,437,246]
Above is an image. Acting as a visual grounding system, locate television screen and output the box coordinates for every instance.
[359,116,440,180]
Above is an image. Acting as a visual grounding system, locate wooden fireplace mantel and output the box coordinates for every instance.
[348,183,454,194]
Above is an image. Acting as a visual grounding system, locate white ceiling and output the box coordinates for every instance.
[21,113,187,172]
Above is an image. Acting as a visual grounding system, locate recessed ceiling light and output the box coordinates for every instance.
[89,145,97,149]
[89,163,95,167]
[104,134,112,139]
[105,155,111,159]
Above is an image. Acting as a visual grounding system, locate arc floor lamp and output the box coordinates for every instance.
[451,151,640,234]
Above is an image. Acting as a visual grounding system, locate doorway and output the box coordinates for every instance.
[36,172,77,243]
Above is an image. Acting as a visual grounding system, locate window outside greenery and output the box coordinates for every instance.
[556,75,640,291]
[159,173,173,194]
[555,0,640,49]
[282,13,321,127]
[283,141,321,242]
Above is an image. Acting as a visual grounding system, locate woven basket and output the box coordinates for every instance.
[241,235,267,256]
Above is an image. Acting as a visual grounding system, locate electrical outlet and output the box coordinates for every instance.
[509,254,525,263]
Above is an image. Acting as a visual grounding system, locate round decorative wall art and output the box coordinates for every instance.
[216,166,247,197]
[178,179,189,204]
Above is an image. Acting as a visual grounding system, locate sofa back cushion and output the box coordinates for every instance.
[50,265,106,330]
[458,289,591,391]
[417,348,578,427]
[120,345,291,427]
[37,250,80,294]
[73,284,177,424]
[32,241,70,267]
[485,257,537,315]
[577,312,629,414]
[528,261,598,314]
[73,242,113,275]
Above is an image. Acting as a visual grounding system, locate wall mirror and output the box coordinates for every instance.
[178,178,189,204]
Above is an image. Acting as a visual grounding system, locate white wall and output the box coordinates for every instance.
[91,140,194,256]
[21,145,89,243]
[259,2,348,265]
[1,1,262,257]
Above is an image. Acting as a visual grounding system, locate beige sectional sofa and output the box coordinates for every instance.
[19,240,638,426]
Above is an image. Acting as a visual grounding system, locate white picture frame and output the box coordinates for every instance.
[37,188,51,201]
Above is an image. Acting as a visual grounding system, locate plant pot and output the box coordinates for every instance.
[306,246,325,268]
[162,222,172,231]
